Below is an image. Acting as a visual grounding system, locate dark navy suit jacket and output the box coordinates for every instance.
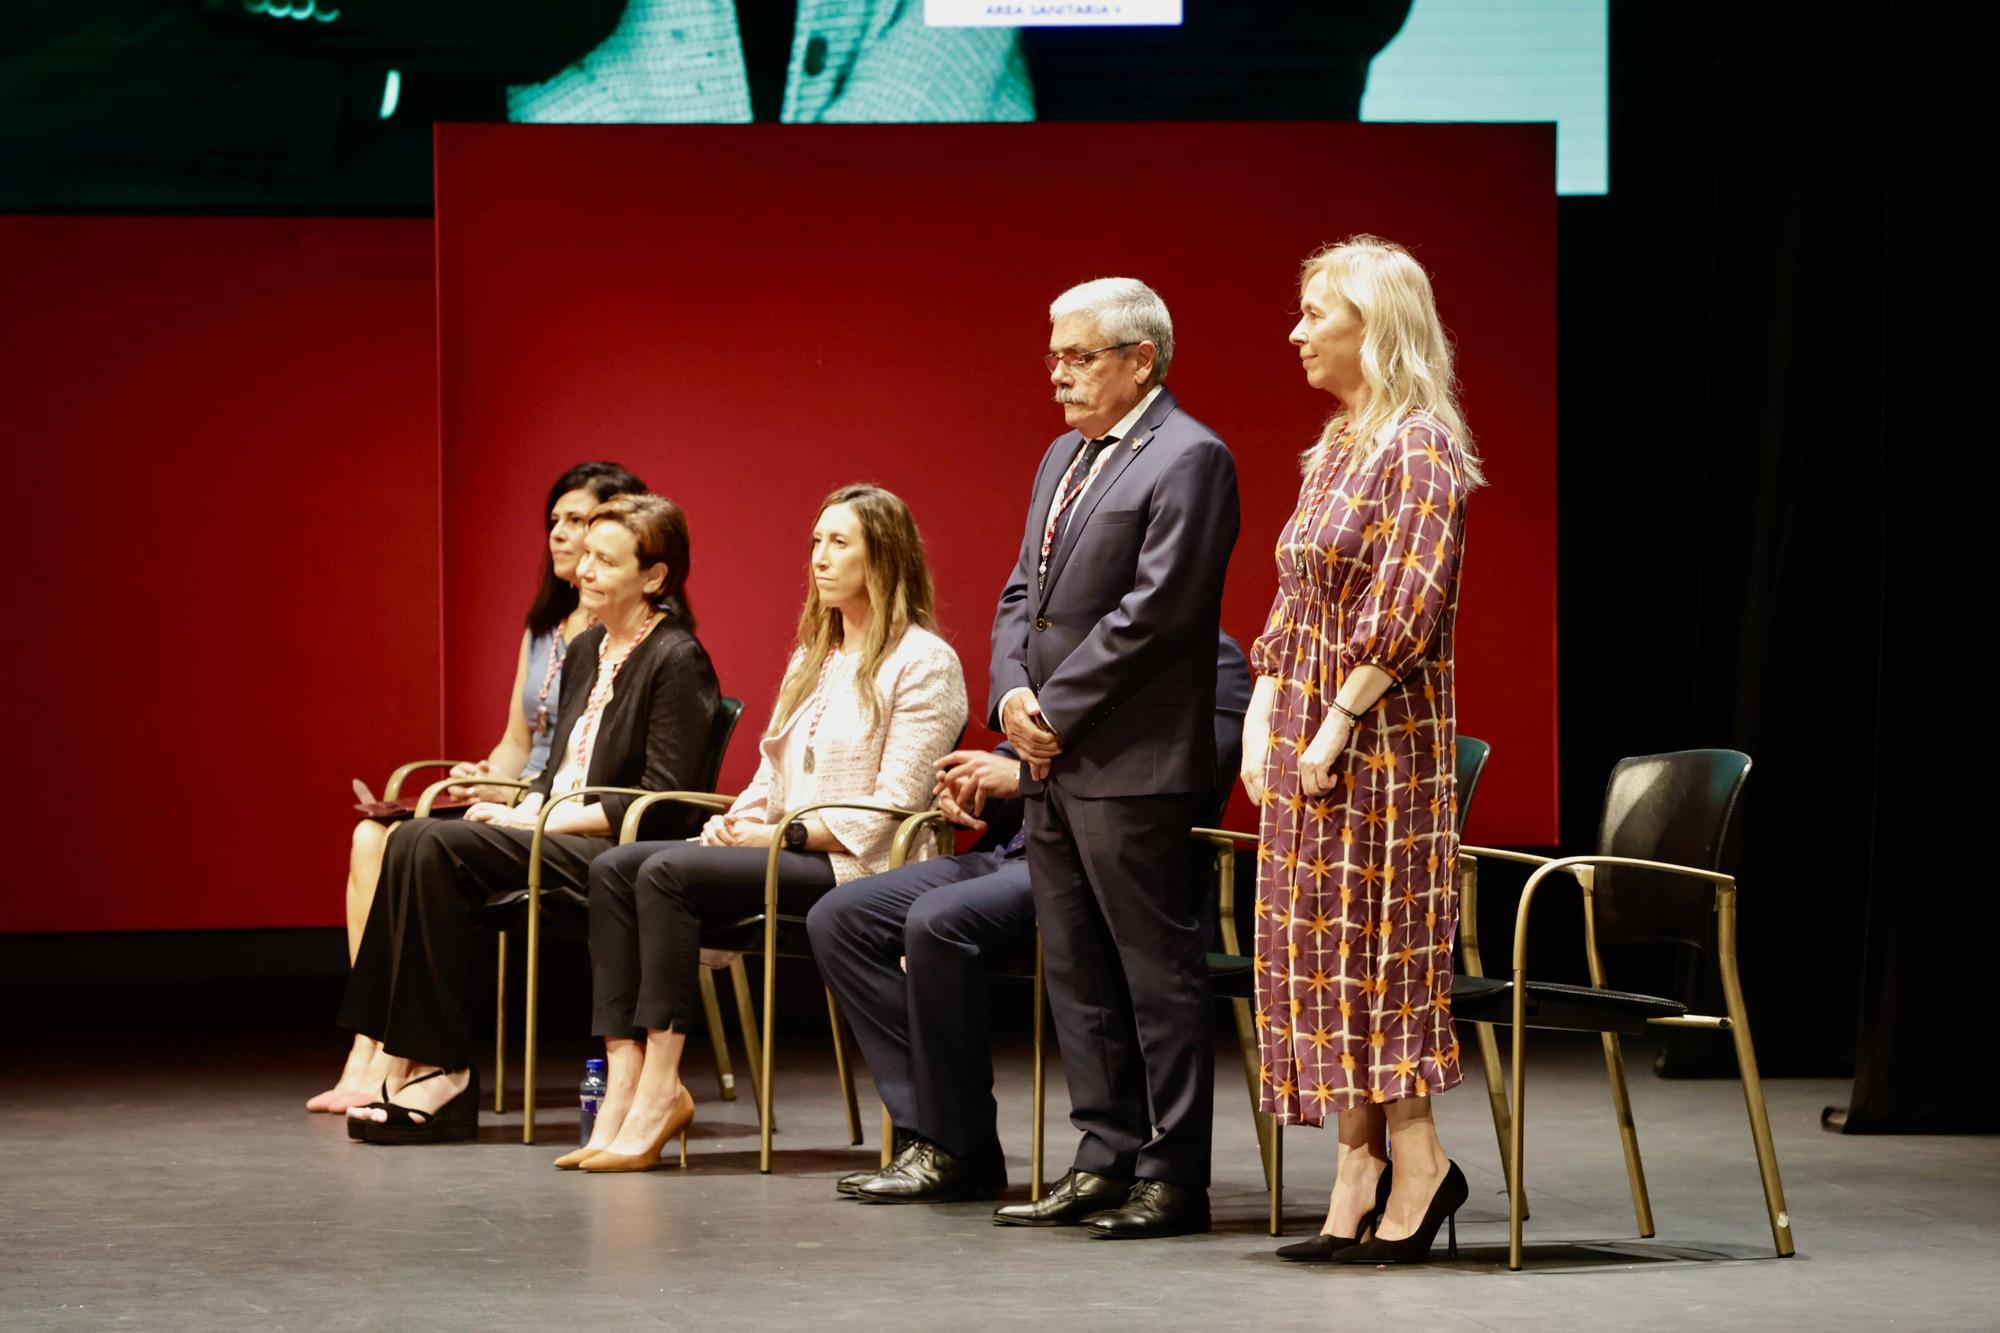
[988,386,1241,798]
[972,632,1253,855]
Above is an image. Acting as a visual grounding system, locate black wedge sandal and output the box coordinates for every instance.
[346,1079,390,1142]
[352,1067,480,1146]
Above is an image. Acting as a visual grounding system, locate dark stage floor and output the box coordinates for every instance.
[2,1027,1994,1330]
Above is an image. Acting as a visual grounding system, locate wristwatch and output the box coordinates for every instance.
[782,820,810,852]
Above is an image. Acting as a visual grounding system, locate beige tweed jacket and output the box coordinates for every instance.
[729,626,967,884]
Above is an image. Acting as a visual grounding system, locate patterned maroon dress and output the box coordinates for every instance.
[1250,411,1470,1124]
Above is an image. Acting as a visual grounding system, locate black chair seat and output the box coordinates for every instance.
[480,884,588,914]
[1208,951,1256,998]
[1451,973,1685,1035]
[701,913,818,959]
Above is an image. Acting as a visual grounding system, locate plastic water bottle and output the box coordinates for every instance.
[578,1058,607,1146]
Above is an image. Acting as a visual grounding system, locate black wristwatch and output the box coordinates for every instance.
[782,820,810,852]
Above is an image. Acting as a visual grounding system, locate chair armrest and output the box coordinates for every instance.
[618,790,733,844]
[1535,854,1736,891]
[385,760,478,805]
[530,783,653,841]
[1190,826,1259,850]
[745,800,938,930]
[1188,828,1257,952]
[522,788,602,907]
[1460,845,1562,870]
[414,776,535,818]
[1456,847,1567,980]
[775,800,937,871]
[891,809,955,869]
[1508,854,1736,975]
[519,786,698,903]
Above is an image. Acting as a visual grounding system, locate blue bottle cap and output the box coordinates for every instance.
[585,1058,607,1072]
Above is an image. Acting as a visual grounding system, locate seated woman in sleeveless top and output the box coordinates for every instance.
[340,494,719,1143]
[310,461,646,1113]
[562,484,968,1171]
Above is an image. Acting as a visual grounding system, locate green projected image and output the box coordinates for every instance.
[0,0,1605,209]
[1362,0,1606,194]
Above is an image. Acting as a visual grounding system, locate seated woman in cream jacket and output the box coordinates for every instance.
[563,483,968,1171]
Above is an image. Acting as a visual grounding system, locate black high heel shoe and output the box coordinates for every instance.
[350,1067,480,1145]
[1275,1162,1395,1262]
[1339,1161,1469,1264]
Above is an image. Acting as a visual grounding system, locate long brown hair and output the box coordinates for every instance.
[768,483,937,737]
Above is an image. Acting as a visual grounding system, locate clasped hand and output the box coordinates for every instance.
[1000,690,1062,781]
[446,759,512,805]
[699,812,778,848]
[934,748,1022,831]
[466,792,543,829]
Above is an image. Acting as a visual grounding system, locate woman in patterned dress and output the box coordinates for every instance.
[1242,237,1485,1263]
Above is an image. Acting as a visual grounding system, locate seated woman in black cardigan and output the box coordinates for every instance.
[340,493,720,1143]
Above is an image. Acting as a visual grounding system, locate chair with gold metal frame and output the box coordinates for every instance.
[411,697,745,1143]
[825,806,1048,1189]
[375,759,482,810]
[835,737,1492,1211]
[1453,749,1795,1270]
[1158,735,1492,1235]
[609,793,953,1173]
[851,813,1207,1203]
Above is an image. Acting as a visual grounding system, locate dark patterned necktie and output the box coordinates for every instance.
[1039,435,1116,591]
[1055,436,1115,542]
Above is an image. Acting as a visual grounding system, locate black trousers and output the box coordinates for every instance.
[588,841,835,1038]
[1028,783,1213,1189]
[806,849,1034,1158]
[337,818,611,1070]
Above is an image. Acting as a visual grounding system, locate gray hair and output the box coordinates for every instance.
[1048,277,1174,385]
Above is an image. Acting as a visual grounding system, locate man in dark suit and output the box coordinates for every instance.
[806,634,1250,1206]
[986,278,1240,1238]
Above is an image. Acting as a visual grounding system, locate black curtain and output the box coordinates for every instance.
[1555,3,1865,1071]
[1557,2,1986,1126]
[1830,4,1984,1131]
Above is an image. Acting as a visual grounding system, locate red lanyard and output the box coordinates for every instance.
[801,650,845,775]
[1038,437,1117,584]
[532,627,571,737]
[562,615,656,780]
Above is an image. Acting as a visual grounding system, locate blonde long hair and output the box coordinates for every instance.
[1299,236,1484,488]
[768,484,940,738]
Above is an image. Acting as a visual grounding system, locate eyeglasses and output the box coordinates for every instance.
[1042,342,1136,373]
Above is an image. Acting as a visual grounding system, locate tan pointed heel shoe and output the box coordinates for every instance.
[552,1146,603,1170]
[582,1087,694,1173]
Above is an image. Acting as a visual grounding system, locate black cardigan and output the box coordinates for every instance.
[530,606,720,841]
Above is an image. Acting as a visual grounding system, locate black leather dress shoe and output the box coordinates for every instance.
[992,1169,1133,1227]
[854,1138,1007,1204]
[1082,1179,1210,1239]
[838,1129,917,1196]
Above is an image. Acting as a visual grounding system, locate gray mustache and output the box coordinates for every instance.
[1053,388,1089,404]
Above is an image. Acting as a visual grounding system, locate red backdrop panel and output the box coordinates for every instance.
[0,216,441,931]
[436,122,1558,843]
